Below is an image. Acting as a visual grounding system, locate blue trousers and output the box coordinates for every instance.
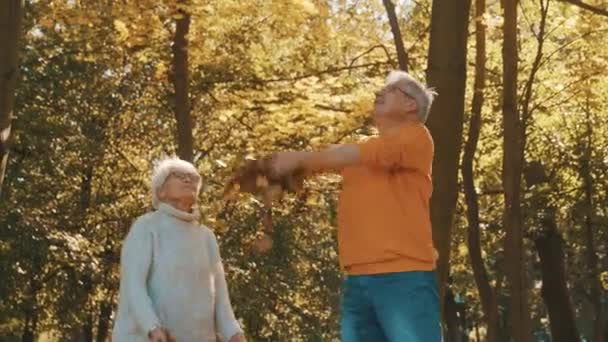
[340,271,442,342]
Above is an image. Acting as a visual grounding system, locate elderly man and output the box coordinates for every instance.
[112,157,246,342]
[271,71,441,341]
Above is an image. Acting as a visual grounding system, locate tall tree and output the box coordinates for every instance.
[579,106,605,342]
[533,206,580,342]
[425,0,472,308]
[462,0,499,339]
[0,0,23,196]
[501,0,533,340]
[171,0,194,162]
[382,0,409,71]
[518,1,581,339]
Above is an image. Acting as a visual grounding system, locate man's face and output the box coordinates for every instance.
[373,81,417,124]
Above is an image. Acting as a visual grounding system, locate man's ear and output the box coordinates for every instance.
[405,99,417,113]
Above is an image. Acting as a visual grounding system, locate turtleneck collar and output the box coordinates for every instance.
[157,202,200,222]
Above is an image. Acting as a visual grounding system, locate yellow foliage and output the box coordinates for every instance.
[113,19,129,41]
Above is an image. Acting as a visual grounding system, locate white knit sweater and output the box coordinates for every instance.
[111,203,242,342]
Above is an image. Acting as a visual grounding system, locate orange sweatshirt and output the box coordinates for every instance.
[338,122,436,274]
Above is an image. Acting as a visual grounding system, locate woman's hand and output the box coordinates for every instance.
[229,332,247,342]
[148,327,176,342]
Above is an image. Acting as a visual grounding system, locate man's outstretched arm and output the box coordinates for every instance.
[272,144,360,176]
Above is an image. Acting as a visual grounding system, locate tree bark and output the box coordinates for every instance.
[96,248,115,342]
[21,312,36,342]
[444,287,468,342]
[580,108,605,342]
[171,1,194,162]
[501,0,532,341]
[0,0,23,196]
[83,310,94,342]
[21,294,38,342]
[463,0,499,340]
[382,0,409,71]
[96,300,113,342]
[425,0,472,314]
[534,215,580,342]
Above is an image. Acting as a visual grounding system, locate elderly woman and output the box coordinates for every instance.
[112,157,245,342]
[271,71,441,341]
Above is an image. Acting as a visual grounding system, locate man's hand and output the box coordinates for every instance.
[148,327,176,342]
[229,332,247,342]
[270,151,307,177]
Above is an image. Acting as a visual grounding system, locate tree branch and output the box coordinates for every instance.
[348,45,393,69]
[538,28,608,70]
[202,61,391,87]
[382,0,409,71]
[559,0,608,17]
[520,0,550,128]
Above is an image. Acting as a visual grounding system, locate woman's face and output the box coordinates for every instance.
[158,170,201,204]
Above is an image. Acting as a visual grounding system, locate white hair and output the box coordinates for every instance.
[150,156,201,208]
[385,70,436,123]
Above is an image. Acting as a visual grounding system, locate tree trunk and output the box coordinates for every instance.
[96,300,113,342]
[580,109,605,342]
[500,0,532,341]
[21,307,37,342]
[463,0,499,340]
[80,165,93,212]
[21,320,35,342]
[425,0,472,314]
[382,0,409,71]
[171,2,194,162]
[534,215,580,342]
[0,0,23,196]
[96,253,115,342]
[444,289,461,342]
[83,311,94,342]
[80,271,95,342]
[21,280,41,342]
[445,286,468,342]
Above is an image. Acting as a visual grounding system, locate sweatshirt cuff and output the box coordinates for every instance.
[219,320,242,342]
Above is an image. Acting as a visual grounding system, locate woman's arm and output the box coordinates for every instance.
[120,220,161,335]
[208,232,244,342]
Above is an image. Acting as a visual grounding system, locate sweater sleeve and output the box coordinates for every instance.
[208,232,242,341]
[358,124,433,173]
[120,218,160,334]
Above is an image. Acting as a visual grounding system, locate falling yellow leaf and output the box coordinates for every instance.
[293,0,318,16]
[154,62,167,80]
[113,19,129,41]
[458,244,468,257]
[39,17,54,29]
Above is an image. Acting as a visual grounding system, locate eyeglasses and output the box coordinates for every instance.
[376,84,414,100]
[169,170,201,183]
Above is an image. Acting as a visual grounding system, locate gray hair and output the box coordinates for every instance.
[150,156,202,208]
[385,70,436,123]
